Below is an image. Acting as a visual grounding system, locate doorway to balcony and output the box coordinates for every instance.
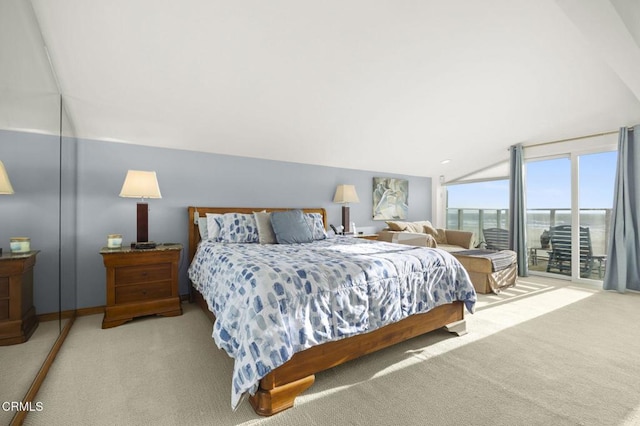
[526,151,617,282]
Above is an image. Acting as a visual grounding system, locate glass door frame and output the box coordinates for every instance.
[526,145,617,283]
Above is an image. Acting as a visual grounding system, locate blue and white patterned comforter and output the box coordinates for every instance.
[188,236,476,409]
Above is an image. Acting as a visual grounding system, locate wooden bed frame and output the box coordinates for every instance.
[187,206,467,416]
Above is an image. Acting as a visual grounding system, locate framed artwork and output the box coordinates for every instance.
[372,177,408,220]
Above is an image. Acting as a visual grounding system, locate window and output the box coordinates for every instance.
[446,180,509,243]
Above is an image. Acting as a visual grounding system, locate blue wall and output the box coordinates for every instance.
[2,131,432,312]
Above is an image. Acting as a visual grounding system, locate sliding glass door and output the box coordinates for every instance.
[526,150,616,281]
[526,157,571,277]
[577,151,617,280]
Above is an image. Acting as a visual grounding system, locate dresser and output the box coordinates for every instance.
[100,244,182,329]
[0,251,39,345]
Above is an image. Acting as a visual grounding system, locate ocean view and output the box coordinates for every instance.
[447,209,610,256]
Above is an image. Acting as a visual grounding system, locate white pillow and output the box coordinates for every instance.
[198,217,208,239]
[253,211,277,244]
[205,213,223,240]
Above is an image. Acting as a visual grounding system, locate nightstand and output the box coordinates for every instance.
[0,251,39,345]
[100,244,182,329]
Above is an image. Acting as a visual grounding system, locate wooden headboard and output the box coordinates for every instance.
[187,207,327,262]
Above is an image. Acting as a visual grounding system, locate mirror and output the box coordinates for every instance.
[0,1,71,423]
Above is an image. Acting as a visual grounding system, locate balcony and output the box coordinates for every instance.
[446,208,611,280]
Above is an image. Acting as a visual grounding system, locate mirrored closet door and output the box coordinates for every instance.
[0,1,75,424]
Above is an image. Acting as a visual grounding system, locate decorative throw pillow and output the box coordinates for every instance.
[435,228,448,245]
[413,220,434,230]
[205,213,223,240]
[423,224,438,238]
[404,222,424,233]
[215,213,259,243]
[253,211,277,244]
[304,213,327,240]
[386,221,408,231]
[270,209,314,244]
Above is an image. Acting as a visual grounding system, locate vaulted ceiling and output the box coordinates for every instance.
[3,0,640,180]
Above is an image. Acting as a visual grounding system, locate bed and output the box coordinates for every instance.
[187,206,476,416]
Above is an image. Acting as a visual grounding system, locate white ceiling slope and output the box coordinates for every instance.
[0,0,59,133]
[25,0,640,179]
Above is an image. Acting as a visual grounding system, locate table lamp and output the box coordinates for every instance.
[333,184,359,234]
[119,170,162,247]
[0,160,15,255]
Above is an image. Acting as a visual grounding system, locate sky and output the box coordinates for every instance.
[447,151,617,210]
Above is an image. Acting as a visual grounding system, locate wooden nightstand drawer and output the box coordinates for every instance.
[0,278,8,298]
[115,280,172,304]
[115,264,171,286]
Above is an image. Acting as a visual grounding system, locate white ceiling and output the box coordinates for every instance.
[5,0,640,180]
[0,0,60,133]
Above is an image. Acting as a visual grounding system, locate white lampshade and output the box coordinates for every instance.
[333,184,359,204]
[0,161,15,195]
[119,170,162,199]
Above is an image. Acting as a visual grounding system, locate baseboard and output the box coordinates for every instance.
[36,294,190,321]
[37,310,74,322]
[76,306,105,317]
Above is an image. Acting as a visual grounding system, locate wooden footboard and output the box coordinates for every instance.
[192,286,464,415]
[251,301,464,415]
[187,206,467,416]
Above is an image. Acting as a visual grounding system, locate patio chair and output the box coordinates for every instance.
[482,228,510,251]
[546,225,593,278]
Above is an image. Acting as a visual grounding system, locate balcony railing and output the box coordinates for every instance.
[446,207,612,280]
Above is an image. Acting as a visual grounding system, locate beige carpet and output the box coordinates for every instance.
[23,276,640,426]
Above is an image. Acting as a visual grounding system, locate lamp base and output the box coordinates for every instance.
[137,202,149,243]
[342,205,350,233]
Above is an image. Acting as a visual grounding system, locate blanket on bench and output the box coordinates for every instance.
[454,249,517,272]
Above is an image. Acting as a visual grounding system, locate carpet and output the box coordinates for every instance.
[24,276,640,425]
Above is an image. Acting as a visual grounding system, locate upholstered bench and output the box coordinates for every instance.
[451,249,518,294]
